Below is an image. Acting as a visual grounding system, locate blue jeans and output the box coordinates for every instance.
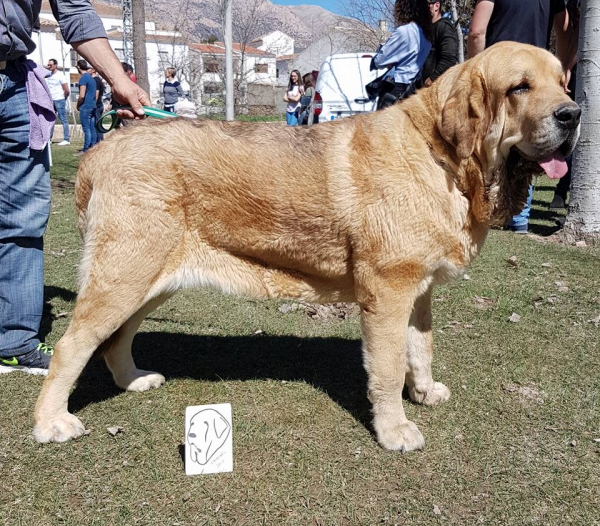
[0,61,51,357]
[286,111,299,126]
[80,104,97,151]
[53,98,70,141]
[508,184,533,228]
[94,106,104,143]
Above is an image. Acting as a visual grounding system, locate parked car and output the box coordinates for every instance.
[310,53,386,123]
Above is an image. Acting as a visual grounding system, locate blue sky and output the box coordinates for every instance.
[273,0,344,15]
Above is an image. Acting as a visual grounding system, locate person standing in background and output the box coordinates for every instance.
[122,62,136,83]
[299,72,316,125]
[371,0,432,110]
[0,0,150,375]
[283,69,304,126]
[420,1,458,87]
[45,58,70,145]
[90,66,105,143]
[162,67,184,113]
[550,0,580,212]
[75,59,98,154]
[468,0,571,234]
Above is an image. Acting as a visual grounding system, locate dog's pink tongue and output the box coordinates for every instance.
[539,153,568,179]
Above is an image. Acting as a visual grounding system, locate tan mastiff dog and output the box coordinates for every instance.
[34,42,580,452]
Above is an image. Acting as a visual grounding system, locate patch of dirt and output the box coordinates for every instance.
[51,180,75,190]
[279,302,359,321]
[502,382,545,404]
[472,296,495,310]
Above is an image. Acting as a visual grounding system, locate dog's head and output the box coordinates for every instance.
[436,42,580,224]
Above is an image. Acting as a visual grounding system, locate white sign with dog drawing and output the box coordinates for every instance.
[185,404,233,475]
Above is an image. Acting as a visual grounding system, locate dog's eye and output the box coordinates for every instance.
[507,83,530,96]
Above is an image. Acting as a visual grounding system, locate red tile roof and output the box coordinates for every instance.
[106,29,186,45]
[39,18,59,28]
[276,54,298,61]
[190,42,274,57]
[41,0,122,18]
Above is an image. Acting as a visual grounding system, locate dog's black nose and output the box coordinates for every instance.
[554,104,581,128]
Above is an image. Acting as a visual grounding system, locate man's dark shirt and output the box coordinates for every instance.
[422,17,458,83]
[94,75,105,108]
[485,0,565,49]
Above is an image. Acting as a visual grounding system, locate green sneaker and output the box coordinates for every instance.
[0,343,54,376]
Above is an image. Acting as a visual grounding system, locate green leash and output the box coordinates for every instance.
[96,106,177,133]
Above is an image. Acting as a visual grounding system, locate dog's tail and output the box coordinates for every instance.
[74,155,94,239]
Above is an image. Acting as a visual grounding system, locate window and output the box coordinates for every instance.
[114,48,125,61]
[205,61,220,73]
[159,51,169,68]
[69,49,79,68]
[254,63,268,74]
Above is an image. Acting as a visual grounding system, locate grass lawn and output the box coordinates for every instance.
[1,139,599,525]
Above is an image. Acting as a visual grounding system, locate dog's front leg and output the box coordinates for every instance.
[405,286,451,406]
[357,269,426,453]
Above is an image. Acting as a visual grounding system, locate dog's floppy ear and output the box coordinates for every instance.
[439,68,490,160]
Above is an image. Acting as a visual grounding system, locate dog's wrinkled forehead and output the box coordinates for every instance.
[480,43,564,89]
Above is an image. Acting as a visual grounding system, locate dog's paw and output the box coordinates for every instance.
[374,418,425,453]
[117,370,166,392]
[409,382,451,406]
[33,412,87,443]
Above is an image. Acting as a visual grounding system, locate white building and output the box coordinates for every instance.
[33,0,189,103]
[189,42,277,115]
[250,30,295,58]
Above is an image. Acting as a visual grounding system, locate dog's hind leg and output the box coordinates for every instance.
[33,222,178,443]
[102,293,172,392]
[405,286,451,406]
[33,289,151,443]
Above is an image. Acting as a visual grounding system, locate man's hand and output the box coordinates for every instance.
[111,77,151,119]
[424,77,433,87]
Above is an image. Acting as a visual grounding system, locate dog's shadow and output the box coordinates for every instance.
[70,332,372,429]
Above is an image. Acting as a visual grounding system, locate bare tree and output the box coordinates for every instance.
[562,0,600,243]
[132,0,150,93]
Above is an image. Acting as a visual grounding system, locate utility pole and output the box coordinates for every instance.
[132,0,150,94]
[121,0,134,65]
[223,0,234,121]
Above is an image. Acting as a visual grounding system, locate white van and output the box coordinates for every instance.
[311,53,386,123]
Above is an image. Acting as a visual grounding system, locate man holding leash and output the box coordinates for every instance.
[0,0,150,375]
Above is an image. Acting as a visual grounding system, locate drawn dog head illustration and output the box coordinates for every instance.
[187,409,231,465]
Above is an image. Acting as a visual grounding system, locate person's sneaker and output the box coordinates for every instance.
[549,194,566,209]
[0,343,54,376]
[57,140,70,146]
[505,224,529,234]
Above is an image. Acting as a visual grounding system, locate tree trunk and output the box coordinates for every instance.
[132,0,150,95]
[562,0,600,244]
[449,0,464,62]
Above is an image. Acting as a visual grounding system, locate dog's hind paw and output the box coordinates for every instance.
[409,382,451,406]
[375,419,425,453]
[33,412,87,443]
[117,370,166,392]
